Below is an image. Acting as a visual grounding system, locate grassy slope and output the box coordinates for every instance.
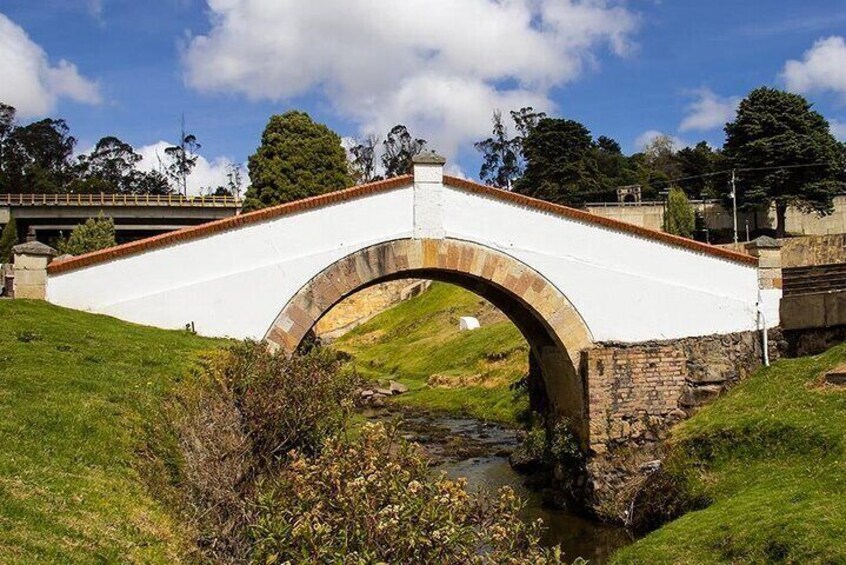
[333,282,530,424]
[613,342,846,564]
[0,300,224,564]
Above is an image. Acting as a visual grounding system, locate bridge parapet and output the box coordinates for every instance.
[0,193,241,208]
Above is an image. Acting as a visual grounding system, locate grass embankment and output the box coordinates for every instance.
[0,300,224,564]
[333,282,529,424]
[613,342,846,564]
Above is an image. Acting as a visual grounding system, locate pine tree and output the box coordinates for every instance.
[56,215,116,256]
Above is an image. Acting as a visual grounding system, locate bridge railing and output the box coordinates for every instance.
[0,193,242,208]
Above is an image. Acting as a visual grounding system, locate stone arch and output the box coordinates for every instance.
[265,238,595,443]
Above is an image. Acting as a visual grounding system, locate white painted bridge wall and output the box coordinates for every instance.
[47,169,774,344]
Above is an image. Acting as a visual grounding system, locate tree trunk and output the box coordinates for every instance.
[775,202,787,238]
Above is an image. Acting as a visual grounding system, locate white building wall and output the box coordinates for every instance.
[47,175,772,344]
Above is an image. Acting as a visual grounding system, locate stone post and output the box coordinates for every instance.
[412,151,446,240]
[745,236,782,290]
[12,241,57,299]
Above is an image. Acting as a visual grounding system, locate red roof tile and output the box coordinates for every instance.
[47,173,756,275]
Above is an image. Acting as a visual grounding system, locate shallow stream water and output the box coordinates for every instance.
[365,410,634,564]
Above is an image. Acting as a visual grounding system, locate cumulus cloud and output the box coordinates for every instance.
[135,141,241,197]
[0,13,101,118]
[634,130,686,152]
[830,119,846,141]
[679,89,739,132]
[183,0,638,161]
[782,36,846,97]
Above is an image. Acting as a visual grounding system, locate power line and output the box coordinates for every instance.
[628,161,834,191]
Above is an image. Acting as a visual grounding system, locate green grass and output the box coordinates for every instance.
[612,342,846,564]
[333,282,530,424]
[0,300,225,564]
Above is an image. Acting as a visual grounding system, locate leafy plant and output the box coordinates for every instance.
[56,214,116,256]
[252,422,578,565]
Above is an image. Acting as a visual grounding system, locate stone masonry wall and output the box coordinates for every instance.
[585,330,777,454]
[780,234,846,268]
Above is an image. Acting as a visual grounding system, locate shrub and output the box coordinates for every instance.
[174,350,254,561]
[57,214,117,255]
[221,341,361,464]
[664,186,695,238]
[173,343,362,561]
[252,422,577,565]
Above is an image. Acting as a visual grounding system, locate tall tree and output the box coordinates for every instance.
[381,125,426,178]
[3,118,76,193]
[0,103,16,192]
[164,127,200,196]
[643,134,683,181]
[245,111,352,211]
[675,141,723,199]
[0,216,17,263]
[724,87,846,237]
[513,118,602,206]
[475,110,520,189]
[510,107,546,177]
[349,134,381,184]
[75,136,142,194]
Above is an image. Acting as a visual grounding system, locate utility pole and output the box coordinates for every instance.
[731,169,739,245]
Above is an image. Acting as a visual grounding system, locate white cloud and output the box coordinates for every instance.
[135,141,241,197]
[0,13,101,118]
[183,0,638,162]
[679,89,739,132]
[634,129,686,152]
[831,119,846,141]
[782,36,846,97]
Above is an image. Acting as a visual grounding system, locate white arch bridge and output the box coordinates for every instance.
[45,153,780,452]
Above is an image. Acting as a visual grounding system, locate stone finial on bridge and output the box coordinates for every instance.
[746,236,782,290]
[11,241,57,300]
[412,151,446,240]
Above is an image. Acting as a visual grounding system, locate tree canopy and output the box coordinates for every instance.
[724,87,846,237]
[513,118,604,206]
[245,111,352,211]
[381,125,427,178]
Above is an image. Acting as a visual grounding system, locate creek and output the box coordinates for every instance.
[364,409,634,564]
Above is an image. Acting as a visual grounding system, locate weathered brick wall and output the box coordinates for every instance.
[585,330,773,453]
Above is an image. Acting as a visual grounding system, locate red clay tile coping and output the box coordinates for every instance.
[443,176,758,267]
[47,173,756,275]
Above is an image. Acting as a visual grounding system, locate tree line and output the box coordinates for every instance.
[0,103,243,197]
[2,86,845,238]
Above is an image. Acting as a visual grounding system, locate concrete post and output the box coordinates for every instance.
[745,236,782,290]
[412,151,446,240]
[12,241,57,299]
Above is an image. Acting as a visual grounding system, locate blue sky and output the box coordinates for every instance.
[1,0,845,192]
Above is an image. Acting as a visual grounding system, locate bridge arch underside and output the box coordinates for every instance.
[265,238,595,444]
